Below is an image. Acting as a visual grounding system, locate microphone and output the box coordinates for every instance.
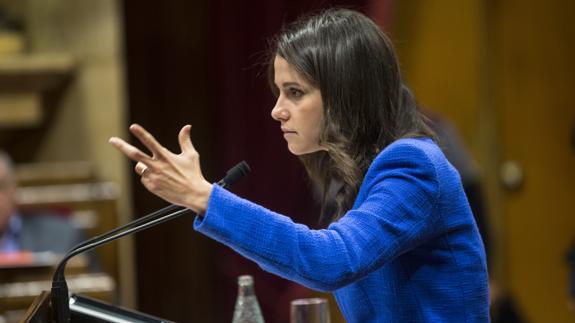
[51,161,251,323]
[217,160,251,189]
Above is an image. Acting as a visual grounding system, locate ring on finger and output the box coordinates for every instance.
[135,162,149,176]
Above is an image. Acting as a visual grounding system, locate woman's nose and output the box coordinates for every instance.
[271,99,289,121]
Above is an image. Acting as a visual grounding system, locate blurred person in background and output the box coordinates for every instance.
[0,151,82,255]
[424,110,490,253]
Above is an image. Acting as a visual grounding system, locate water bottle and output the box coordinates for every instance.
[232,275,265,323]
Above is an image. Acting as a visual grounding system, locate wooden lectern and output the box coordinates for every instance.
[21,291,50,322]
[20,291,175,323]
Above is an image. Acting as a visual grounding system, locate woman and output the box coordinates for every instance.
[110,8,489,322]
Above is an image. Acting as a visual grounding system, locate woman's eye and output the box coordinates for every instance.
[289,88,304,99]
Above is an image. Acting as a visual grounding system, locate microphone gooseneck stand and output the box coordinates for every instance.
[51,161,250,323]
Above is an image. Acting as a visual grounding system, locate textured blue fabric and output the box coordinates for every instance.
[194,138,489,322]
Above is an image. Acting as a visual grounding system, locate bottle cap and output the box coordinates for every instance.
[238,275,254,285]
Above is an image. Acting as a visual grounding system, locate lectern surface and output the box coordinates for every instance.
[70,294,176,323]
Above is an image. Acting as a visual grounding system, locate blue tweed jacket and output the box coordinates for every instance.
[195,138,489,322]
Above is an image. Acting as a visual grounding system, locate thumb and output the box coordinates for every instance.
[178,124,195,153]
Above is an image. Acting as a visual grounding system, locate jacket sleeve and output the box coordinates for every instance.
[194,143,441,291]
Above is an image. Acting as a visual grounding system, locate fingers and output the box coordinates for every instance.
[129,124,166,157]
[109,137,153,163]
[178,125,195,153]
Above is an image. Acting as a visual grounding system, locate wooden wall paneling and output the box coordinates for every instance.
[491,0,575,321]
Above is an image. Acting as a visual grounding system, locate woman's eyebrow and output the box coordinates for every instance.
[281,81,301,88]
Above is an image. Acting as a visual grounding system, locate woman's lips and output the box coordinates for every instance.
[282,130,297,138]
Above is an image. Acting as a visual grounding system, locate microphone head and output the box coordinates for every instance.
[223,161,251,187]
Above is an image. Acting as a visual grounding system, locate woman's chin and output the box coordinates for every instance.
[287,146,304,156]
[287,144,323,156]
[287,144,306,156]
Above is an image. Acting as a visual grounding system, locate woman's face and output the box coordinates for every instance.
[271,56,324,155]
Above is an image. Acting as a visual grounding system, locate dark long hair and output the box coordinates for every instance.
[268,8,434,223]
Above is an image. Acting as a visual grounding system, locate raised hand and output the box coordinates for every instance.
[109,124,213,214]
